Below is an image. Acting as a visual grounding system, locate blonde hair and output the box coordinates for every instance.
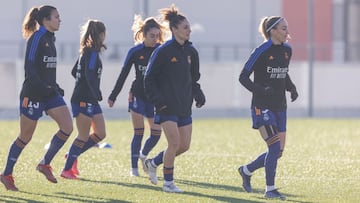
[258,16,283,40]
[79,20,106,54]
[131,14,167,44]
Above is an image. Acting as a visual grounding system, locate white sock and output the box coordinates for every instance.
[266,185,276,192]
[243,165,252,176]
[164,180,173,186]
[151,160,157,168]
[139,152,146,159]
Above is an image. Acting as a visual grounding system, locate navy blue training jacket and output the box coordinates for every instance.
[144,38,201,117]
[71,48,103,104]
[108,43,159,102]
[239,39,296,111]
[20,26,62,101]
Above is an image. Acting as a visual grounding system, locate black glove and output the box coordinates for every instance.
[290,88,298,102]
[194,89,206,108]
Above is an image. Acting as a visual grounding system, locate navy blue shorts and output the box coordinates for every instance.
[128,96,155,118]
[71,102,102,118]
[154,114,192,127]
[251,107,287,132]
[20,95,67,120]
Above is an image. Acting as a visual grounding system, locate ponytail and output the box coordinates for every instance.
[159,4,186,31]
[22,7,39,39]
[22,5,57,39]
[79,20,106,54]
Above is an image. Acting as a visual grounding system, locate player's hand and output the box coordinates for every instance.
[290,88,298,102]
[194,89,206,108]
[108,99,115,108]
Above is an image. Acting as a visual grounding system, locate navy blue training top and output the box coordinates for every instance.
[239,39,296,111]
[71,48,103,104]
[20,26,62,101]
[144,38,201,117]
[108,43,159,102]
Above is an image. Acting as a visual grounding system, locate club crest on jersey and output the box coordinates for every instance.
[188,55,191,64]
[139,55,144,60]
[269,55,274,60]
[170,57,178,62]
[285,52,289,60]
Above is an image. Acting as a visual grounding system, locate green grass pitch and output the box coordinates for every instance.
[0,118,359,202]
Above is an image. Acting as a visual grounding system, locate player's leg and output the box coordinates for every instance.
[161,120,182,193]
[129,110,145,176]
[61,112,91,179]
[1,113,37,191]
[34,96,72,183]
[276,111,287,158]
[176,116,192,156]
[61,102,91,179]
[259,125,285,200]
[140,114,161,173]
[80,104,106,152]
[41,96,72,166]
[162,120,192,193]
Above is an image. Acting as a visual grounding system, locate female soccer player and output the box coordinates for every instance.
[61,20,107,179]
[238,16,298,200]
[144,4,205,193]
[108,15,166,177]
[0,5,73,191]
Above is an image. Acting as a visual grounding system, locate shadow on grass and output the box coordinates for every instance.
[177,179,315,203]
[80,177,263,203]
[0,195,45,203]
[18,190,131,203]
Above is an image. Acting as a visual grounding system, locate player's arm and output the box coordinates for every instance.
[239,48,272,95]
[190,47,205,108]
[108,50,134,102]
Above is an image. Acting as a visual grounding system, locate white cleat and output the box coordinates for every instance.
[145,159,158,185]
[163,183,183,193]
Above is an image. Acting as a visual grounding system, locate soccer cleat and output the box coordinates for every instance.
[264,189,286,200]
[61,170,78,179]
[36,164,57,183]
[238,166,252,192]
[139,155,148,173]
[130,168,140,177]
[0,174,19,191]
[163,183,183,193]
[144,159,158,185]
[65,154,80,176]
[71,158,80,176]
